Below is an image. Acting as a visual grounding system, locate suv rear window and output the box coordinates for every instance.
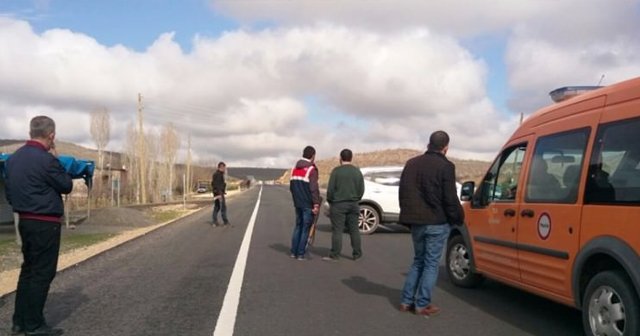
[364,170,402,186]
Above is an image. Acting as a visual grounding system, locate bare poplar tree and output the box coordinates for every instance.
[161,123,180,200]
[90,107,111,197]
[124,123,140,204]
[145,131,160,203]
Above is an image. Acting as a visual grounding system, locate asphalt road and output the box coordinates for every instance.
[0,185,583,336]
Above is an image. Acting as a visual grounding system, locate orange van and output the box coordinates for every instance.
[448,77,640,335]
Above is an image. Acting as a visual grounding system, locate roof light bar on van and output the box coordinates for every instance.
[549,86,602,103]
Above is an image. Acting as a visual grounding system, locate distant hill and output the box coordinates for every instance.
[0,139,287,183]
[281,148,491,187]
[228,167,288,181]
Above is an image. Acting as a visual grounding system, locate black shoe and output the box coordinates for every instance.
[223,221,231,226]
[25,325,64,336]
[11,325,24,335]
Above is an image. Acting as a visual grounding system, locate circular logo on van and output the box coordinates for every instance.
[537,213,552,240]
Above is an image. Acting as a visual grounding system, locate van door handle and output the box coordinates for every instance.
[504,209,516,217]
[521,209,535,218]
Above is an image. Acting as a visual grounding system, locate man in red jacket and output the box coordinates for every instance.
[5,116,72,336]
[289,146,320,260]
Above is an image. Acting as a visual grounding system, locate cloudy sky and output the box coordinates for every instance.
[1,0,640,167]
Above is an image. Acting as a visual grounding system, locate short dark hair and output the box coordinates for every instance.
[340,149,353,162]
[428,130,450,151]
[29,116,55,139]
[302,146,316,159]
[217,161,226,168]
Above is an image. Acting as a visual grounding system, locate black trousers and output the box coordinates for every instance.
[13,219,61,331]
[213,196,229,224]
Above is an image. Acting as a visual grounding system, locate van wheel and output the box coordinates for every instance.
[358,205,379,235]
[582,271,639,336]
[446,235,484,288]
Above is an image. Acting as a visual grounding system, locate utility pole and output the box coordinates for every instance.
[138,93,147,204]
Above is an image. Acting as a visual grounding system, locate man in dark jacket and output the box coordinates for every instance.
[289,146,320,260]
[398,130,463,317]
[211,161,229,226]
[5,116,72,336]
[323,149,364,262]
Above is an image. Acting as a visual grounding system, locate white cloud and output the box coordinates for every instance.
[1,17,509,166]
[505,2,640,114]
[209,0,551,37]
[211,0,640,121]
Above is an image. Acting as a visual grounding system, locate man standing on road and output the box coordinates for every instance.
[211,161,230,226]
[323,149,364,262]
[5,116,72,336]
[398,130,464,317]
[289,146,321,260]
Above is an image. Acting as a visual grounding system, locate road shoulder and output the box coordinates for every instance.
[0,190,243,297]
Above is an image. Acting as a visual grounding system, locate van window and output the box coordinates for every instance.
[526,128,589,203]
[479,144,526,205]
[586,117,640,204]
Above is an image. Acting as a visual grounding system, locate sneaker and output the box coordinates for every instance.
[289,254,296,259]
[415,304,441,317]
[322,256,339,262]
[296,256,306,261]
[399,304,414,313]
[211,221,219,227]
[24,325,64,336]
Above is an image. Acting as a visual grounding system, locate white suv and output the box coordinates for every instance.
[357,166,403,234]
[324,166,461,234]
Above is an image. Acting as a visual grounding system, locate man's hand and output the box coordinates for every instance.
[312,204,320,215]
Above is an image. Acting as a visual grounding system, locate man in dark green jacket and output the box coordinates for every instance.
[323,149,364,261]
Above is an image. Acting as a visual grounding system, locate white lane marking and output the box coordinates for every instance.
[213,186,262,336]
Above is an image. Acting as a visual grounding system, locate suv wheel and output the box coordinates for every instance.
[583,270,639,336]
[358,205,379,235]
[446,235,484,288]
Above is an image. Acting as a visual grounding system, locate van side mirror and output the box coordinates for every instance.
[460,181,475,202]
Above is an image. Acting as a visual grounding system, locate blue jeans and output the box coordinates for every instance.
[401,224,451,309]
[291,207,314,257]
